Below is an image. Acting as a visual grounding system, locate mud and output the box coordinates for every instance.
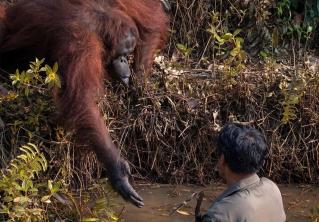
[117,184,319,222]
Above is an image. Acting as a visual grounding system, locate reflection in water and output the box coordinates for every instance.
[117,184,319,222]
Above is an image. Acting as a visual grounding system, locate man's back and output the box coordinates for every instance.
[203,174,286,222]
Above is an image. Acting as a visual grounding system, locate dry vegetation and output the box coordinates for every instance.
[103,0,319,185]
[104,55,319,184]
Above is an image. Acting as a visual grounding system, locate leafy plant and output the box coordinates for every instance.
[1,58,119,222]
[10,58,61,96]
[0,142,119,221]
[176,43,193,66]
[276,0,292,17]
[176,43,193,58]
[207,11,247,87]
[207,25,245,61]
[280,73,307,124]
[276,0,318,41]
[0,143,61,221]
[0,58,60,145]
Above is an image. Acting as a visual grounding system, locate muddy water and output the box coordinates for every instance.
[117,184,319,222]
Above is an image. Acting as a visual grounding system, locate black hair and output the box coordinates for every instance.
[217,123,268,174]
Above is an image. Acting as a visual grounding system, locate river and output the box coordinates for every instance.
[116,183,319,222]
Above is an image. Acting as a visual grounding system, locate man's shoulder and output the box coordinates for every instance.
[259,177,282,195]
[260,176,278,186]
[203,177,286,221]
[234,177,283,204]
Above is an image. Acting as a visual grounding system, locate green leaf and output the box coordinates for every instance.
[230,48,240,57]
[221,33,233,40]
[48,180,53,191]
[233,29,242,36]
[235,37,244,44]
[29,187,39,192]
[17,154,28,163]
[41,195,51,204]
[176,43,187,51]
[10,163,19,171]
[53,62,59,73]
[51,182,61,193]
[307,25,313,33]
[259,51,268,60]
[215,34,225,44]
[45,76,50,84]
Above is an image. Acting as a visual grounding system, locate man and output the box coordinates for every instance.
[196,123,286,222]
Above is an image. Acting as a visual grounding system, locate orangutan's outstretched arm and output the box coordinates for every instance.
[54,33,143,207]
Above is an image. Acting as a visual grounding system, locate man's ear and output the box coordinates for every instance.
[220,154,226,166]
[216,154,225,171]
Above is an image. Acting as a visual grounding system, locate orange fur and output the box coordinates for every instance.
[0,0,169,179]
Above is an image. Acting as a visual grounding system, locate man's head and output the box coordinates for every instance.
[216,123,268,180]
